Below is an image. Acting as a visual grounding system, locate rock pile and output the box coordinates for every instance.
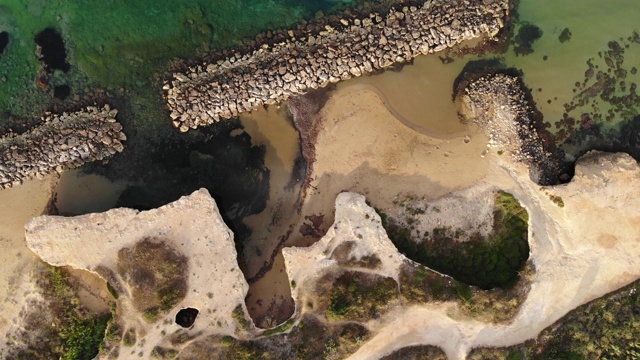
[0,105,126,189]
[459,74,560,185]
[164,0,509,131]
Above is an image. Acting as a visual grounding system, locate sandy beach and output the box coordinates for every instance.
[0,171,118,351]
[303,85,490,218]
[0,176,55,345]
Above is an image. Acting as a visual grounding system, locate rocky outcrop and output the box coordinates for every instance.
[164,0,509,131]
[20,152,640,359]
[0,105,126,190]
[25,189,249,359]
[283,193,404,304]
[457,74,560,185]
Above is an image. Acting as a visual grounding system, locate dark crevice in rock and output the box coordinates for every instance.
[34,28,70,73]
[175,307,199,328]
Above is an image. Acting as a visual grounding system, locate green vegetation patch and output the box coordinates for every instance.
[191,314,369,360]
[99,305,122,356]
[320,271,399,322]
[469,279,640,359]
[399,261,534,324]
[380,344,449,360]
[384,191,530,290]
[6,266,111,360]
[330,241,382,269]
[399,262,460,304]
[548,194,565,207]
[151,346,178,359]
[232,304,250,332]
[262,318,295,337]
[122,328,136,347]
[116,238,188,322]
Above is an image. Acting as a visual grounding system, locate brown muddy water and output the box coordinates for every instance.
[54,169,128,215]
[339,38,485,138]
[238,106,303,326]
[340,55,470,137]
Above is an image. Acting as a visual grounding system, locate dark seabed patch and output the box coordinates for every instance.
[34,28,70,73]
[53,85,70,100]
[0,31,8,56]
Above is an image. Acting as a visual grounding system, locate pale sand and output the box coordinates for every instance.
[0,175,55,346]
[339,54,471,137]
[302,85,490,221]
[0,172,115,350]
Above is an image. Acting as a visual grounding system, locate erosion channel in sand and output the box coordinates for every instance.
[238,106,304,325]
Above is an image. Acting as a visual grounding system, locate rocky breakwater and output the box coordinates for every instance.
[0,105,126,190]
[457,74,560,185]
[164,0,509,132]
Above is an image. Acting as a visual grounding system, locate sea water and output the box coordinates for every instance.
[349,0,640,139]
[0,0,357,119]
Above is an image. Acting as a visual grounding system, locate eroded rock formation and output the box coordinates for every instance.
[0,105,125,190]
[164,0,509,131]
[19,150,640,358]
[25,188,249,359]
[283,192,404,302]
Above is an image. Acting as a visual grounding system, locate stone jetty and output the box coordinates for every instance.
[458,74,560,185]
[0,105,126,189]
[164,0,509,131]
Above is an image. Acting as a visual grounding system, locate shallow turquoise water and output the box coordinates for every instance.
[504,0,640,134]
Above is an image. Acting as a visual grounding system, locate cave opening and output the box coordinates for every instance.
[175,307,199,328]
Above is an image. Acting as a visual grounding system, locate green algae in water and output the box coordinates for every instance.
[503,0,640,130]
[0,0,355,119]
